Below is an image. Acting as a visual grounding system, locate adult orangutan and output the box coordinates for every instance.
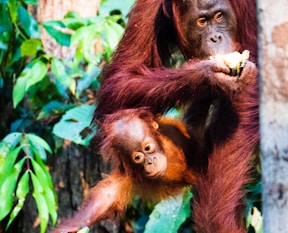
[93,0,259,232]
[52,0,259,232]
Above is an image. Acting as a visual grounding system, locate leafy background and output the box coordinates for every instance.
[0,0,262,232]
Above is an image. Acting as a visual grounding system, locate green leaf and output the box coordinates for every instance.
[71,23,102,64]
[144,190,192,233]
[7,0,18,23]
[246,207,263,233]
[0,142,10,166]
[31,159,57,224]
[13,58,48,108]
[61,17,86,30]
[0,146,22,186]
[76,67,101,98]
[31,172,49,233]
[51,58,74,89]
[53,105,96,146]
[71,22,103,46]
[29,144,54,193]
[12,71,28,108]
[42,20,71,46]
[23,0,38,5]
[18,6,40,38]
[27,133,52,154]
[25,58,48,89]
[0,4,12,31]
[0,157,25,221]
[31,150,56,213]
[36,101,72,120]
[64,11,81,19]
[103,19,124,50]
[6,171,30,229]
[2,132,22,147]
[99,0,135,21]
[51,58,76,94]
[31,159,52,191]
[21,38,42,57]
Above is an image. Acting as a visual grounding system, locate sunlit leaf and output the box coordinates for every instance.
[2,132,22,147]
[144,190,192,233]
[51,58,76,94]
[31,159,57,224]
[0,157,25,221]
[7,0,18,23]
[76,67,101,98]
[0,178,15,220]
[0,142,10,167]
[18,6,40,38]
[103,19,124,50]
[99,0,135,21]
[26,133,51,163]
[23,0,38,4]
[246,207,263,233]
[0,146,22,185]
[31,173,49,233]
[61,17,86,30]
[51,58,70,85]
[64,11,81,19]
[13,58,48,108]
[42,20,71,46]
[32,146,57,192]
[71,22,102,46]
[6,171,30,229]
[53,105,96,146]
[25,58,48,89]
[71,23,102,64]
[21,38,42,57]
[37,101,72,120]
[12,71,28,108]
[27,133,52,154]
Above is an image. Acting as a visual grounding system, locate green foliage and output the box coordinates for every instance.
[0,0,133,232]
[13,57,48,107]
[245,174,263,233]
[52,105,96,146]
[144,190,192,233]
[100,0,135,22]
[246,207,263,233]
[0,132,57,233]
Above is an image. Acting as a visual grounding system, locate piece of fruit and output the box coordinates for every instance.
[211,50,250,76]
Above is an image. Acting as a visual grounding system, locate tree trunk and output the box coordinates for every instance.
[258,0,288,232]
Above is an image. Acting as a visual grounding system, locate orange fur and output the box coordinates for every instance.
[50,109,197,233]
[193,62,259,233]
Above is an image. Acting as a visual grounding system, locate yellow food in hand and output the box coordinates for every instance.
[211,50,250,75]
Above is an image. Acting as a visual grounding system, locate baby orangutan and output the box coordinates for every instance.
[50,108,197,233]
